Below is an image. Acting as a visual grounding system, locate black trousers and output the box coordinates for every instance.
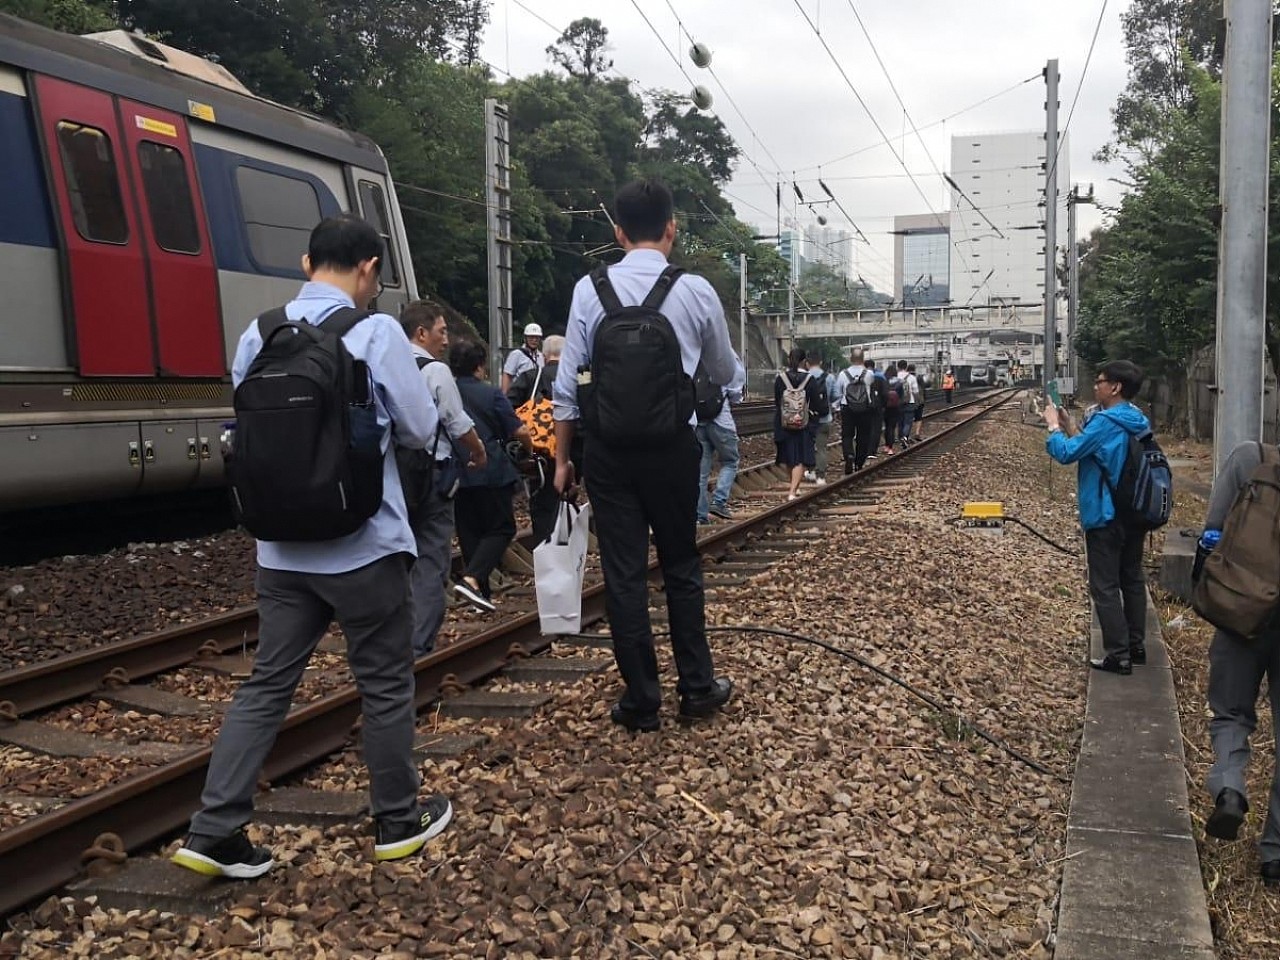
[454,483,517,594]
[585,428,714,713]
[883,409,901,447]
[1085,520,1147,659]
[841,408,877,469]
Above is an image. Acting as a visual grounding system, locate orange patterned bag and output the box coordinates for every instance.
[516,367,556,459]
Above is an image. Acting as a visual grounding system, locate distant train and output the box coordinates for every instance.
[0,15,417,511]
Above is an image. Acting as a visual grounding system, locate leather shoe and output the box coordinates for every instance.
[1261,860,1280,885]
[1129,643,1147,665]
[1206,787,1247,841]
[1088,655,1132,675]
[610,704,659,733]
[679,677,733,720]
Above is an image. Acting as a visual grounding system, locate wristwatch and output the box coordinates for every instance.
[1047,425,1061,433]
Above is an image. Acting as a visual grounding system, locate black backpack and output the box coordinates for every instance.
[1098,412,1174,530]
[809,371,831,419]
[227,306,384,541]
[693,361,726,423]
[580,265,694,444]
[844,368,872,413]
[395,356,445,523]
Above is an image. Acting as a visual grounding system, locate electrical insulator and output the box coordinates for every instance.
[689,42,712,68]
[691,85,713,110]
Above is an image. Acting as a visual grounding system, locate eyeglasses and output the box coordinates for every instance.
[1094,377,1110,386]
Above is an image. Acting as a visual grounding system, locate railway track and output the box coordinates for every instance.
[0,389,1017,918]
[732,386,985,436]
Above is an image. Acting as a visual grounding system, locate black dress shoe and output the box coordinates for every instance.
[610,704,660,733]
[1206,787,1247,841]
[1261,860,1280,885]
[1129,643,1147,665]
[679,676,734,720]
[1088,655,1132,675]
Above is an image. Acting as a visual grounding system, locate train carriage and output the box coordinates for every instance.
[0,14,417,511]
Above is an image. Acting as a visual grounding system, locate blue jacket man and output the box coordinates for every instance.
[1045,360,1151,674]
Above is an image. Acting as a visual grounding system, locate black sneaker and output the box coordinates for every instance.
[1129,643,1147,665]
[375,795,453,862]
[610,703,660,733]
[172,829,274,879]
[709,503,734,520]
[1206,787,1247,841]
[1088,655,1132,675]
[679,677,734,720]
[1261,860,1280,885]
[454,578,496,613]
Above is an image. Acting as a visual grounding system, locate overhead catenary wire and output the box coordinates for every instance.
[1050,0,1109,190]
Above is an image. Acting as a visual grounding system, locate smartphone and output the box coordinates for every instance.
[1046,381,1062,407]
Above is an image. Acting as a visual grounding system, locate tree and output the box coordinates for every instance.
[643,91,740,184]
[0,0,115,32]
[546,17,613,83]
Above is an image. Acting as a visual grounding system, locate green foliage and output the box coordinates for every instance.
[545,17,613,83]
[0,0,115,32]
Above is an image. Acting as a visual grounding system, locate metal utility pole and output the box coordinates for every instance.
[787,231,797,351]
[484,99,513,384]
[1065,184,1094,395]
[739,252,748,365]
[1042,59,1059,394]
[1214,0,1273,473]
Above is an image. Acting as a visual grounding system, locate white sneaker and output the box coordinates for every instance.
[787,493,799,501]
[815,478,827,486]
[803,470,816,482]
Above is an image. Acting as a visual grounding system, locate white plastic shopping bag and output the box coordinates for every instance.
[533,501,592,634]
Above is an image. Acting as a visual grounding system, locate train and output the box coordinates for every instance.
[0,15,417,512]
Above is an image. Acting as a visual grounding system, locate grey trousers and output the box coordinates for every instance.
[813,420,831,475]
[1207,625,1280,861]
[409,487,455,656]
[189,554,421,837]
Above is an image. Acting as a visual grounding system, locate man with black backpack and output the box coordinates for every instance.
[834,348,877,474]
[398,300,486,656]
[1044,360,1154,675]
[173,216,452,881]
[552,179,737,732]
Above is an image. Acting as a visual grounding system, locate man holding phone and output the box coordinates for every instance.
[1043,361,1152,675]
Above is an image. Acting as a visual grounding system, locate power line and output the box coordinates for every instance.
[1052,0,1109,187]
[794,73,1042,173]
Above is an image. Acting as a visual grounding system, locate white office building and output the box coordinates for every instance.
[948,131,1069,309]
[804,223,855,278]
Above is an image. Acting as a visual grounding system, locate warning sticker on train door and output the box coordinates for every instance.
[135,115,178,138]
[187,101,216,123]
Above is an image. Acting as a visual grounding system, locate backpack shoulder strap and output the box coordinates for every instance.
[590,267,626,316]
[319,306,372,339]
[256,307,290,339]
[415,356,433,370]
[641,265,686,311]
[528,365,543,402]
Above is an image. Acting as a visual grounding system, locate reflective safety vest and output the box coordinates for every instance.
[943,374,956,391]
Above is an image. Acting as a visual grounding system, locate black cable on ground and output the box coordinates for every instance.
[617,624,1070,782]
[1003,517,1081,557]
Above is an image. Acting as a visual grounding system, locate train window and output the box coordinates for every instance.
[235,166,321,273]
[137,141,200,254]
[357,180,400,286]
[55,122,128,244]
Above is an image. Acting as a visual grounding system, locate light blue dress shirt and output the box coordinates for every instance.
[553,248,738,425]
[712,354,747,431]
[231,281,438,574]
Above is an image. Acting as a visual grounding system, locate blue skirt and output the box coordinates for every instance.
[775,425,816,468]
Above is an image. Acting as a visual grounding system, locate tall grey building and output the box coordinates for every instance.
[892,213,949,307]
[948,131,1068,309]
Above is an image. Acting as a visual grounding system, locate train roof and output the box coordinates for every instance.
[0,14,386,173]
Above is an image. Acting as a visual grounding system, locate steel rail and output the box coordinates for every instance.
[0,390,1017,918]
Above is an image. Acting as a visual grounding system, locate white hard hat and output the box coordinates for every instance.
[523,323,543,337]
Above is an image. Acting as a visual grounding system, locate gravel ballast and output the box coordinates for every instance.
[2,414,1093,958]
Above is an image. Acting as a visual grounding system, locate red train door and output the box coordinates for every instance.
[31,75,153,375]
[116,99,224,376]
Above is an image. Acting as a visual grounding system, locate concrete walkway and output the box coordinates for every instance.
[1055,593,1215,959]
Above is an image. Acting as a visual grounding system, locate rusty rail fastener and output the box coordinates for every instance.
[0,700,17,724]
[439,675,468,697]
[100,666,130,690]
[80,833,127,877]
[197,640,222,658]
[504,643,530,662]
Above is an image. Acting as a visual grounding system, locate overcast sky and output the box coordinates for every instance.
[479,0,1131,293]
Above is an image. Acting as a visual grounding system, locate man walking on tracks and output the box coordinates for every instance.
[173,216,452,879]
[1043,360,1151,675]
[553,179,737,732]
[834,348,876,473]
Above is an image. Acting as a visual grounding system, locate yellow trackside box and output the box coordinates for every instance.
[962,501,1006,520]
